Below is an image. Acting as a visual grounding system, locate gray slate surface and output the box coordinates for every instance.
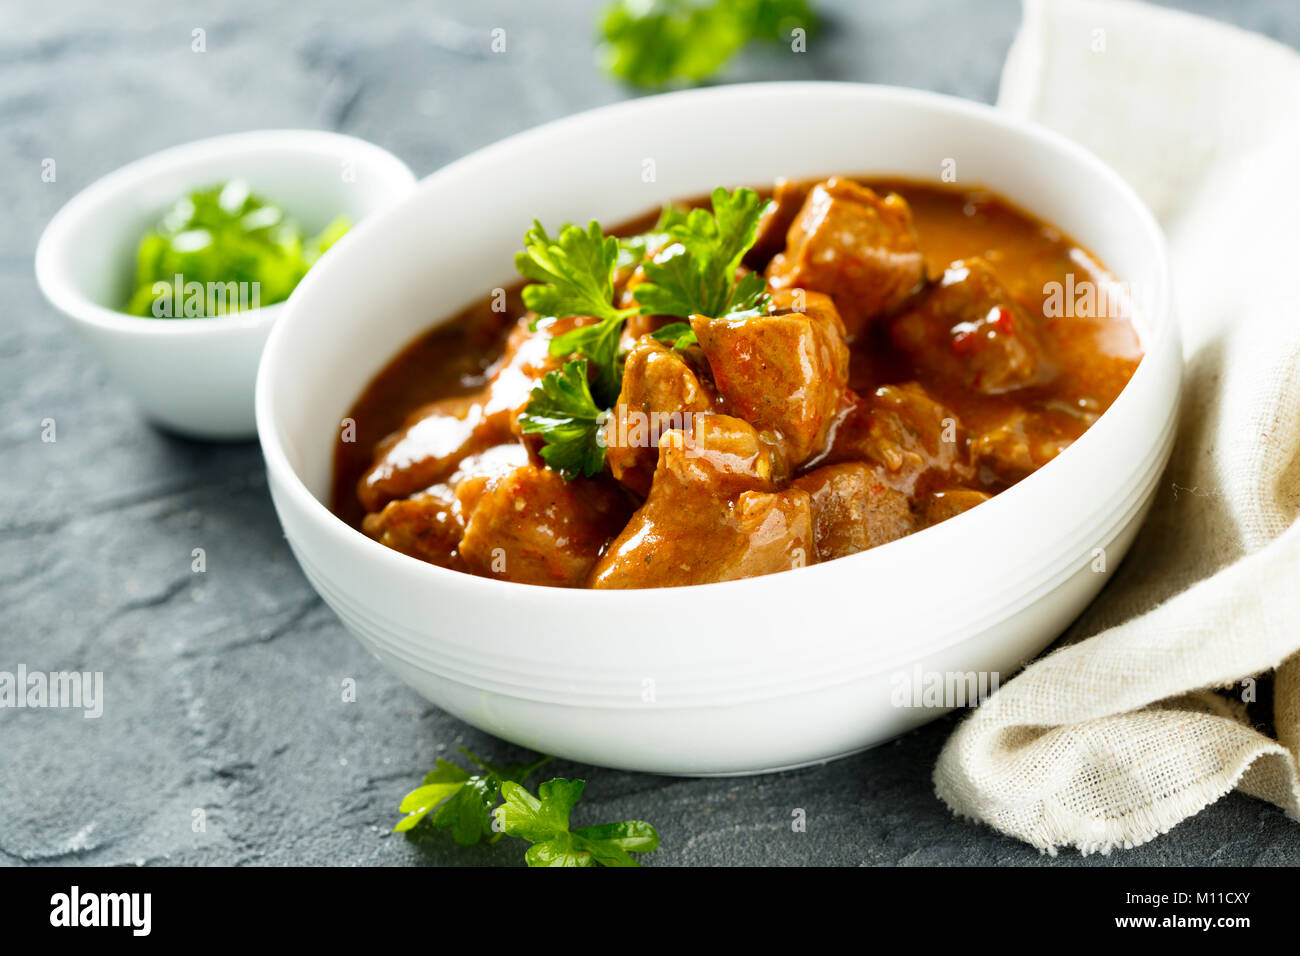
[4,0,1299,867]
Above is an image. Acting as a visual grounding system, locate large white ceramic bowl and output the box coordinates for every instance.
[35,130,416,440]
[257,83,1180,775]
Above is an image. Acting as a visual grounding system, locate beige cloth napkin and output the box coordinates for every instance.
[933,0,1300,853]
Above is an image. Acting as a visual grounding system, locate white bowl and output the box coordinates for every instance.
[258,83,1180,775]
[35,130,416,440]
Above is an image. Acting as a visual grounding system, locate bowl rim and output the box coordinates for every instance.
[257,80,1176,605]
[33,128,417,339]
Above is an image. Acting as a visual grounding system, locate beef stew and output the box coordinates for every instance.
[332,177,1141,588]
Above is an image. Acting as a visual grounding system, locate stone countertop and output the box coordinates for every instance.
[4,0,1299,866]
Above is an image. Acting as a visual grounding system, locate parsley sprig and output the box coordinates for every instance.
[599,0,819,89]
[396,750,660,867]
[517,359,608,480]
[394,747,551,844]
[496,778,659,867]
[636,186,772,319]
[516,221,635,407]
[516,219,628,325]
[515,187,770,480]
[649,321,698,350]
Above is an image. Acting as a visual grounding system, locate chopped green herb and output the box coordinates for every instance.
[516,187,770,480]
[125,180,349,318]
[649,321,699,350]
[547,321,626,408]
[515,220,637,403]
[394,748,551,845]
[517,359,609,480]
[635,186,773,319]
[616,203,692,273]
[495,778,660,867]
[599,0,819,89]
[516,219,630,326]
[397,751,661,867]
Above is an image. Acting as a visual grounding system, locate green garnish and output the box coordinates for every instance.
[397,751,660,867]
[599,0,819,89]
[649,321,699,350]
[616,203,691,273]
[516,220,629,326]
[395,748,551,844]
[516,220,636,404]
[636,186,773,319]
[125,180,349,318]
[515,187,769,480]
[496,779,660,867]
[517,359,609,480]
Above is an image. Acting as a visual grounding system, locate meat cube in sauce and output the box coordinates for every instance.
[589,414,812,588]
[766,177,925,337]
[921,487,991,526]
[604,337,720,496]
[745,177,812,271]
[458,465,631,587]
[826,382,975,496]
[791,462,917,561]
[891,258,1054,395]
[357,314,588,512]
[690,289,849,467]
[357,395,499,513]
[362,486,466,569]
[971,408,1082,485]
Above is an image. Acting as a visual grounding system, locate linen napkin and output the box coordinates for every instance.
[933,0,1300,853]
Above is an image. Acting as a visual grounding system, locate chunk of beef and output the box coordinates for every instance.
[745,177,813,271]
[604,337,719,496]
[357,394,498,513]
[358,315,588,512]
[766,177,925,337]
[458,465,631,587]
[824,382,975,496]
[791,462,917,561]
[891,258,1054,395]
[921,487,991,526]
[444,443,530,512]
[363,444,532,568]
[589,415,812,588]
[972,409,1076,485]
[362,486,466,569]
[660,413,776,494]
[690,288,849,466]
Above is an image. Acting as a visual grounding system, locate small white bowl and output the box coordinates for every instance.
[35,130,416,440]
[258,83,1180,775]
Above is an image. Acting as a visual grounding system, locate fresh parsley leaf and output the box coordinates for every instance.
[495,778,660,867]
[748,0,819,41]
[617,203,692,272]
[516,190,770,480]
[515,220,627,325]
[727,270,771,316]
[649,321,699,350]
[394,758,471,834]
[394,748,550,845]
[515,220,637,404]
[599,0,819,89]
[517,359,609,480]
[636,186,773,319]
[547,321,626,406]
